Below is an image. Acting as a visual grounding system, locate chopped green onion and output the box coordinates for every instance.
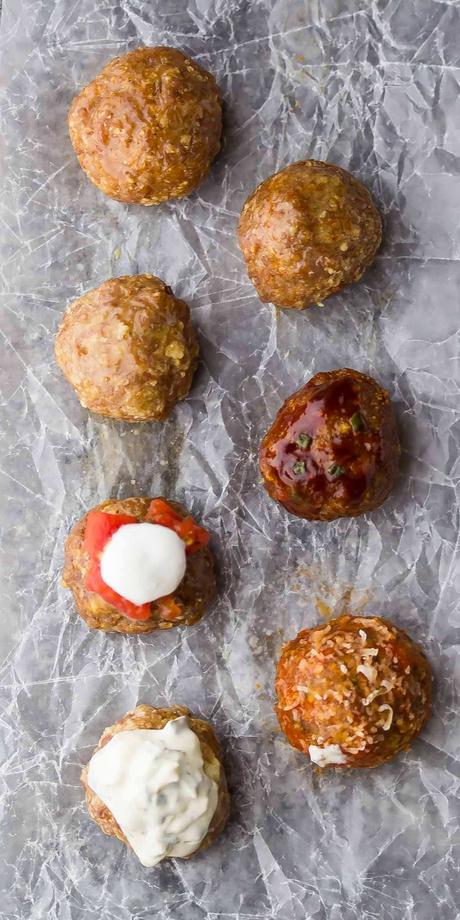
[296,433,312,449]
[328,463,346,479]
[350,412,365,432]
[293,461,306,475]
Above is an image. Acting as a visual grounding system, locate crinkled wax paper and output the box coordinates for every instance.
[1,0,460,918]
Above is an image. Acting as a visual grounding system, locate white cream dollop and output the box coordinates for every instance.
[99,522,186,605]
[87,717,218,867]
[308,744,347,767]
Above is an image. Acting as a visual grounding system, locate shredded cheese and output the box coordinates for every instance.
[378,704,394,730]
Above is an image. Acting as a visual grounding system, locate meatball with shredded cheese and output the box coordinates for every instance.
[276,615,432,769]
[260,368,400,521]
[238,160,381,310]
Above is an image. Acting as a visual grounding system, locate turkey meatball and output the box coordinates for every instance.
[259,368,400,521]
[82,704,230,864]
[55,274,198,422]
[238,160,382,309]
[68,47,222,205]
[62,496,216,634]
[276,615,431,769]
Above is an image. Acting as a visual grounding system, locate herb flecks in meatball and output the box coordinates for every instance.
[238,160,381,310]
[276,615,431,769]
[260,368,400,521]
[68,47,222,205]
[55,274,198,422]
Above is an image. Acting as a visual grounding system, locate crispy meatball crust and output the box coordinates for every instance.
[238,160,382,310]
[55,275,199,422]
[260,368,400,521]
[81,704,230,857]
[62,497,216,634]
[68,47,222,205]
[276,616,432,769]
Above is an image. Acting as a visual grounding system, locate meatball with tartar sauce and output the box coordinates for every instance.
[260,368,400,521]
[62,496,215,634]
[276,615,432,769]
[82,704,230,866]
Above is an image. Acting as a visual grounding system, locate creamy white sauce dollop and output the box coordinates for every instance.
[100,522,186,605]
[87,717,218,867]
[308,744,347,767]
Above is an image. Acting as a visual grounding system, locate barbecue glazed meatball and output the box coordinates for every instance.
[238,160,382,309]
[260,368,399,521]
[55,275,198,422]
[82,704,230,859]
[63,497,216,634]
[68,47,222,205]
[276,616,431,769]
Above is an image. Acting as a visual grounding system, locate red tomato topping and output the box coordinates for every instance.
[86,561,151,621]
[83,511,137,558]
[146,499,210,555]
[156,595,184,621]
[83,509,150,621]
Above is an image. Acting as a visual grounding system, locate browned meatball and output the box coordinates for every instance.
[276,615,432,769]
[55,275,198,422]
[68,47,222,205]
[238,160,382,309]
[260,368,400,521]
[62,497,216,634]
[81,704,230,858]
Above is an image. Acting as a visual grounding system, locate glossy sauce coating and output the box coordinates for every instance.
[68,47,222,205]
[238,160,382,310]
[276,615,432,769]
[62,497,216,634]
[260,368,400,521]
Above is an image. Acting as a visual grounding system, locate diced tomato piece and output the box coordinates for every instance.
[176,516,210,553]
[146,500,210,555]
[146,499,182,527]
[85,562,151,621]
[83,510,137,559]
[156,595,184,621]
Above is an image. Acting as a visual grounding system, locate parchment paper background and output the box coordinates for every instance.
[1,1,460,918]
